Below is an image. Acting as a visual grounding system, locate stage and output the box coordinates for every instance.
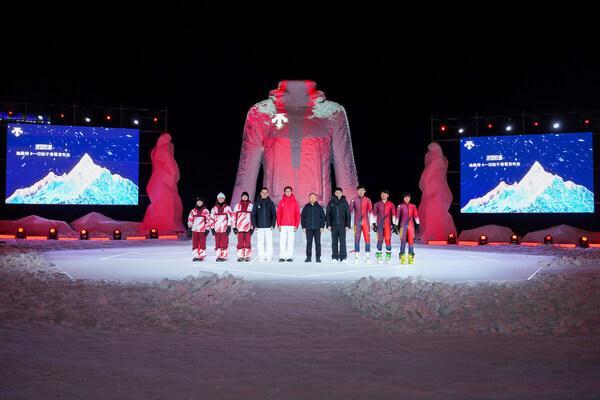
[45,236,551,283]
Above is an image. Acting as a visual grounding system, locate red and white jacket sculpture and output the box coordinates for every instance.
[232,80,359,205]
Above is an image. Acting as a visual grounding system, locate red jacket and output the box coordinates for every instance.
[276,194,300,227]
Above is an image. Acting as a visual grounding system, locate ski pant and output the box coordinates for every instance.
[236,231,252,258]
[279,226,296,259]
[214,231,229,259]
[331,226,347,260]
[376,220,392,252]
[399,223,415,255]
[305,229,321,260]
[354,218,371,253]
[192,231,207,258]
[256,228,273,260]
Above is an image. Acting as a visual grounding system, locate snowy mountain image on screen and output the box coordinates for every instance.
[6,153,138,205]
[461,161,594,213]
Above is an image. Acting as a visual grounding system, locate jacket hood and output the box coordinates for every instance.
[269,80,326,111]
[279,193,298,205]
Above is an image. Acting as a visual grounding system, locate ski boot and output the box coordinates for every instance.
[365,252,371,264]
[385,252,392,264]
[400,254,407,265]
[244,257,251,262]
[354,253,360,263]
[376,252,383,263]
[237,257,244,262]
[193,257,200,262]
[408,254,414,264]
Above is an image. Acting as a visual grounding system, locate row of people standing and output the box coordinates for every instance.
[187,185,420,264]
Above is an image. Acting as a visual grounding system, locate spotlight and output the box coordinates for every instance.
[8,110,13,116]
[16,227,26,239]
[84,117,91,123]
[149,228,159,239]
[552,122,560,129]
[153,117,159,123]
[510,234,519,244]
[440,124,447,133]
[579,236,589,248]
[132,119,139,126]
[544,234,553,245]
[48,227,58,240]
[533,121,540,127]
[112,229,122,240]
[105,115,112,121]
[447,233,457,244]
[584,119,590,125]
[80,229,89,240]
[505,125,512,132]
[458,128,464,134]
[59,113,65,119]
[37,115,43,121]
[487,123,493,129]
[479,235,488,245]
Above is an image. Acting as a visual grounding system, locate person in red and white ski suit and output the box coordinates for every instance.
[211,192,233,261]
[232,191,254,261]
[187,197,212,261]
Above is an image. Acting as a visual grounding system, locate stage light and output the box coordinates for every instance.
[440,124,447,133]
[584,119,590,125]
[16,227,26,239]
[105,115,112,121]
[112,229,122,240]
[84,117,91,123]
[552,122,560,129]
[80,229,89,240]
[149,228,159,239]
[544,234,553,245]
[487,123,493,129]
[8,110,13,116]
[132,119,139,126]
[505,125,512,132]
[447,233,456,244]
[153,117,159,123]
[458,128,464,134]
[59,113,65,119]
[533,121,540,127]
[48,227,58,240]
[579,236,589,248]
[510,234,519,244]
[479,235,488,245]
[37,115,43,121]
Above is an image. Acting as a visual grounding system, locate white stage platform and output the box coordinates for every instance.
[45,234,550,283]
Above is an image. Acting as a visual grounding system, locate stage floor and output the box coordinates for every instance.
[45,237,551,283]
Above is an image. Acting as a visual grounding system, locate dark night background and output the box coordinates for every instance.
[1,2,599,234]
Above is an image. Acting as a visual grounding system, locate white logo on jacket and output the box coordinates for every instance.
[271,113,288,130]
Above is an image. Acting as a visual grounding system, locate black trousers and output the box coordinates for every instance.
[331,226,347,260]
[305,229,321,260]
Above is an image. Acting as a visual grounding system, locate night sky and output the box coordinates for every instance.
[2,3,599,226]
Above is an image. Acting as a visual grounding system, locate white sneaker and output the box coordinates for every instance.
[365,253,371,264]
[355,253,360,264]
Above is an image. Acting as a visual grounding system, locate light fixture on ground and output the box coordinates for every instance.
[132,119,139,126]
[544,234,553,245]
[479,235,488,245]
[48,227,58,240]
[505,125,512,132]
[84,117,91,123]
[149,228,158,239]
[80,229,89,240]
[579,236,589,248]
[458,128,464,134]
[113,229,122,240]
[16,227,26,239]
[510,234,519,244]
[552,122,560,129]
[447,233,456,244]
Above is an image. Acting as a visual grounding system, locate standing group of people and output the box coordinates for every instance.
[187,185,420,265]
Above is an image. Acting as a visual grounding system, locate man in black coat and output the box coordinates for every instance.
[326,187,351,261]
[251,187,277,261]
[301,192,326,263]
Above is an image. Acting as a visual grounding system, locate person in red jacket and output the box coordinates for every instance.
[276,186,300,262]
[372,190,396,263]
[395,192,420,265]
[187,197,212,262]
[350,184,373,263]
[210,192,233,262]
[232,191,254,262]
